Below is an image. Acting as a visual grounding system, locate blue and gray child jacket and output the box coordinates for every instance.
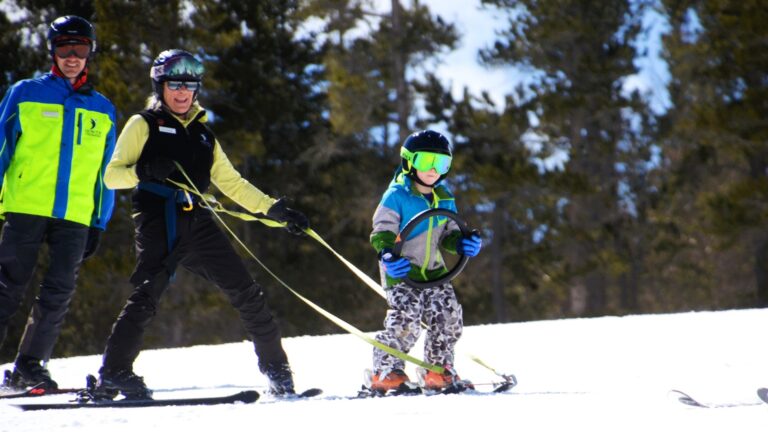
[370,170,462,287]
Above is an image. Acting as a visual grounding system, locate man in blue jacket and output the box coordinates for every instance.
[0,15,116,390]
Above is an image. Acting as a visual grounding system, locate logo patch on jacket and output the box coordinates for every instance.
[84,118,102,138]
[159,126,176,134]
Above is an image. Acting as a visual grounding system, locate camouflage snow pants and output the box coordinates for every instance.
[373,282,463,372]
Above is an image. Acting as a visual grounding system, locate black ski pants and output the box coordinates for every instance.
[101,207,287,373]
[0,213,88,362]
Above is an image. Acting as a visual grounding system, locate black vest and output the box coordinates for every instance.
[133,109,216,212]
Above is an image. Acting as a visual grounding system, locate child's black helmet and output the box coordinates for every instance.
[401,130,452,157]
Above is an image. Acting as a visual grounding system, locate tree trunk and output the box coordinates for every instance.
[755,233,768,307]
[490,198,508,322]
[391,0,409,142]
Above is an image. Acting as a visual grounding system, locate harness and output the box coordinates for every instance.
[137,182,196,253]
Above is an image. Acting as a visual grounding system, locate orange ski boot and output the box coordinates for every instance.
[368,369,411,393]
[419,366,473,392]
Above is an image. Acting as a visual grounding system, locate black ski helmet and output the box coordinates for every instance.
[47,15,96,55]
[150,49,204,100]
[400,130,453,186]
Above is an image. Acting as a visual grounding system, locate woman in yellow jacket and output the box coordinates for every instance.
[95,49,308,399]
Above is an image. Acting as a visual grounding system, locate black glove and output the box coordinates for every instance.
[82,228,101,260]
[137,157,177,182]
[266,198,310,236]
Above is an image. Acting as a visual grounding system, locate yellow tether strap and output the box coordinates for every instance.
[168,166,442,374]
[169,165,511,379]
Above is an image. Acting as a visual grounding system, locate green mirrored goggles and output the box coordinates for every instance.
[402,149,452,175]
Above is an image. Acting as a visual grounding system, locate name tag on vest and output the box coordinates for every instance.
[158,126,177,134]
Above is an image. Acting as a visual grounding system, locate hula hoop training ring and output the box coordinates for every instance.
[391,208,476,289]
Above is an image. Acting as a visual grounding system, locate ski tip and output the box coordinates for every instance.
[757,388,768,404]
[264,388,320,401]
[668,389,707,408]
[239,390,261,403]
[299,388,322,398]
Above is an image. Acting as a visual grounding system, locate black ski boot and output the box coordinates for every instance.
[262,363,295,396]
[95,368,152,400]
[7,355,58,390]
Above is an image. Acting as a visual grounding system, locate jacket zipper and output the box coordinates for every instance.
[420,193,439,279]
[76,112,83,145]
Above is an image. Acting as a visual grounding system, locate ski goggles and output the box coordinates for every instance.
[402,149,452,175]
[53,43,91,59]
[166,81,201,91]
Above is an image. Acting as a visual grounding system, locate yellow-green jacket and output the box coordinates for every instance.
[0,73,116,229]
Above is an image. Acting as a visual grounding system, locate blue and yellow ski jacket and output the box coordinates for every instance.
[0,73,116,230]
[370,170,462,288]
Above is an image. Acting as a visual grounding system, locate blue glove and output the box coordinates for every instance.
[457,233,482,257]
[380,250,411,278]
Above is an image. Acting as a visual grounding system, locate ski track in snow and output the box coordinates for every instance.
[2,309,768,431]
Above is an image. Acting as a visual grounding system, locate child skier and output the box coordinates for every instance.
[368,130,482,392]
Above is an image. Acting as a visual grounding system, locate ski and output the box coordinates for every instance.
[258,387,323,403]
[417,369,517,396]
[12,389,260,411]
[669,389,763,408]
[423,377,517,396]
[357,369,424,398]
[292,387,323,398]
[356,382,423,398]
[0,383,84,400]
[356,373,517,398]
[1,370,86,399]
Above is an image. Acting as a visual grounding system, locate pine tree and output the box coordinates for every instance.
[659,0,768,307]
[481,0,656,315]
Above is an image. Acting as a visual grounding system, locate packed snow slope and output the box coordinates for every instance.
[2,308,767,432]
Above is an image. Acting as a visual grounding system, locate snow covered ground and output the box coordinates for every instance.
[2,308,767,431]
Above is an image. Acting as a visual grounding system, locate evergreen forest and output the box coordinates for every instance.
[1,0,766,362]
